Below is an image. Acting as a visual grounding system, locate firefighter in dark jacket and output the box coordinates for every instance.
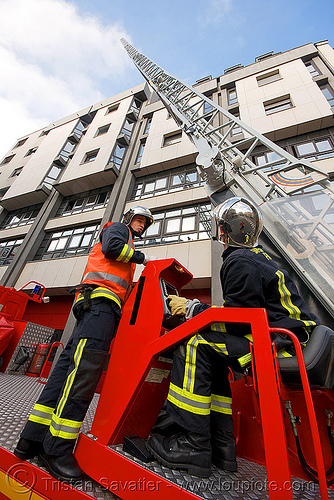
[14,206,155,481]
[147,197,319,478]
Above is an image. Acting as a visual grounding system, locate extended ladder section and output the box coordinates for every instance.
[121,39,334,317]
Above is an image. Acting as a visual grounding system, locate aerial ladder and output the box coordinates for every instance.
[1,41,334,500]
[121,38,334,321]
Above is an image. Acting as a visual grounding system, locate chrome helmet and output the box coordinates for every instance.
[122,206,154,233]
[212,197,263,248]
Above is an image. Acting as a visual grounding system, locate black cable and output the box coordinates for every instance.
[292,423,334,486]
[295,435,319,483]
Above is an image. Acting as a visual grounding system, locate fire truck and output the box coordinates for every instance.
[0,41,334,500]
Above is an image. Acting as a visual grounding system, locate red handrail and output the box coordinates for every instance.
[269,327,328,500]
[38,341,64,384]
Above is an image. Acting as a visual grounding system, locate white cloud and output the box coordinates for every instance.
[199,0,232,27]
[0,0,133,157]
[237,36,245,47]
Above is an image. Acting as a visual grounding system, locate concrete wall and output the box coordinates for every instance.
[237,59,333,139]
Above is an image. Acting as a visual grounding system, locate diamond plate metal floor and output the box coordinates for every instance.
[0,372,118,500]
[113,443,333,500]
[0,373,333,499]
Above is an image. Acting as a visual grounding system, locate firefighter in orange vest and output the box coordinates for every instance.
[14,206,154,481]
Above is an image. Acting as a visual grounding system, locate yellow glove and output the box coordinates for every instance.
[167,295,188,316]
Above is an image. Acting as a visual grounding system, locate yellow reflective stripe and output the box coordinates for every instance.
[28,414,52,426]
[116,244,134,263]
[49,427,80,440]
[245,333,253,341]
[50,414,83,440]
[76,290,122,309]
[90,293,121,309]
[211,404,232,415]
[167,394,211,415]
[90,288,122,308]
[167,382,211,415]
[238,352,252,368]
[183,335,197,393]
[211,322,227,333]
[211,394,232,404]
[170,382,211,403]
[210,343,228,354]
[28,403,55,426]
[278,349,293,358]
[211,393,232,414]
[276,270,316,328]
[56,338,87,418]
[34,403,54,413]
[123,247,134,263]
[183,335,228,393]
[52,414,82,428]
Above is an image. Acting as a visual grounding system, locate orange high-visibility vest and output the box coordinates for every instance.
[81,222,136,307]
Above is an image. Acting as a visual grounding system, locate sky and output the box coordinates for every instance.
[0,0,333,159]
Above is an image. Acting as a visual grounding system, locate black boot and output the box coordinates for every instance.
[151,408,183,437]
[38,450,84,481]
[147,431,211,477]
[14,438,43,460]
[211,429,237,472]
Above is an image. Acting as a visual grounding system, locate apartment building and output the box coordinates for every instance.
[0,40,333,335]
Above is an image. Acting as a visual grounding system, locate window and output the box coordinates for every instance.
[227,88,238,106]
[108,143,126,171]
[293,138,334,161]
[105,103,119,115]
[56,187,111,217]
[34,224,100,261]
[135,141,146,165]
[25,147,37,157]
[1,154,15,165]
[264,95,293,115]
[13,138,28,148]
[0,238,24,265]
[305,61,321,78]
[129,98,142,119]
[57,140,76,164]
[43,165,62,189]
[70,120,87,142]
[203,100,213,114]
[9,167,23,177]
[39,130,50,137]
[131,165,204,200]
[0,188,9,200]
[252,151,286,172]
[42,121,85,189]
[120,118,135,140]
[144,118,152,135]
[230,110,242,136]
[257,70,281,87]
[95,124,110,137]
[82,150,99,163]
[0,204,42,229]
[318,83,334,108]
[134,203,212,248]
[163,132,182,146]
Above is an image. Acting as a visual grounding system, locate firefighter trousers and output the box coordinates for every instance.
[21,299,119,456]
[166,328,251,436]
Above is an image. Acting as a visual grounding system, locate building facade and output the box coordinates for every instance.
[0,40,333,334]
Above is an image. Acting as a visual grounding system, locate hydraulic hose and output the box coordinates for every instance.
[285,402,334,486]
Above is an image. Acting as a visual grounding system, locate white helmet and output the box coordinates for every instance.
[212,197,263,248]
[122,206,154,233]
